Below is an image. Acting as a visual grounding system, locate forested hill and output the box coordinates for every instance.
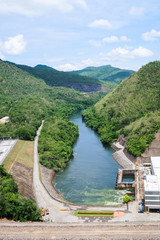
[10,62,108,93]
[71,65,134,87]
[0,60,105,172]
[82,61,160,157]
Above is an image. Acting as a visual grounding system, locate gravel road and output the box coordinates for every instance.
[1,222,160,239]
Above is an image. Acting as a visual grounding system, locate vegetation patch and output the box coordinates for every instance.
[0,165,41,221]
[74,210,114,217]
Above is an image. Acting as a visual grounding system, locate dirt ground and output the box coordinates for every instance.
[0,222,160,239]
[10,161,35,201]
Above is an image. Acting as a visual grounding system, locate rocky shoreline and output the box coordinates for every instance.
[40,165,70,204]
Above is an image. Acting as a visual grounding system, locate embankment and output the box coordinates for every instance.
[111,142,135,170]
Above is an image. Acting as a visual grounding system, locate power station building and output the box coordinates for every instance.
[144,157,160,211]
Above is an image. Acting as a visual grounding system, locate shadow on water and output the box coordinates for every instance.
[52,112,126,205]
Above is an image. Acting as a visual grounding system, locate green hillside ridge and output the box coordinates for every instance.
[71,65,134,88]
[10,62,108,93]
[0,60,105,171]
[82,61,160,157]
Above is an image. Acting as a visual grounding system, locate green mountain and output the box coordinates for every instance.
[11,62,109,93]
[71,65,134,86]
[35,64,57,70]
[82,61,160,157]
[0,60,105,171]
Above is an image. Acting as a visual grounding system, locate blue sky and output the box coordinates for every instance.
[0,0,160,71]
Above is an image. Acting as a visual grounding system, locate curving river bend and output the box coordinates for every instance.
[53,112,126,206]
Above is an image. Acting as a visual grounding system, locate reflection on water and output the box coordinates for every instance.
[53,112,124,205]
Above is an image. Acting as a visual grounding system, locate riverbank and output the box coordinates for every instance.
[40,164,72,204]
[40,164,126,209]
[40,112,137,207]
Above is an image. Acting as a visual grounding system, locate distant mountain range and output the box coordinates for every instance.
[71,65,134,85]
[5,60,134,93]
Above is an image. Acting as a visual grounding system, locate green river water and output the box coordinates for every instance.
[53,112,127,205]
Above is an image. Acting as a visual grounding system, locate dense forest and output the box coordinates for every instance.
[39,118,79,172]
[0,165,41,221]
[0,60,106,171]
[82,61,160,157]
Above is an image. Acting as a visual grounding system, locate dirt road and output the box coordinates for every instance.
[0,222,160,239]
[33,121,80,223]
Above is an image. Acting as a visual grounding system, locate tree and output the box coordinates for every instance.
[123,194,132,203]
[123,194,132,211]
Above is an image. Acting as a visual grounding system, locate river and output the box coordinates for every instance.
[53,112,126,206]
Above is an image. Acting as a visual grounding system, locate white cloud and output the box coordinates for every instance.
[132,46,153,57]
[91,35,131,44]
[88,19,112,29]
[0,35,27,56]
[120,36,131,42]
[55,63,80,71]
[55,58,94,71]
[142,29,160,41]
[81,58,94,66]
[74,0,87,9]
[3,35,27,55]
[100,46,153,61]
[0,52,5,60]
[102,36,119,43]
[129,6,145,16]
[88,40,102,47]
[0,0,87,15]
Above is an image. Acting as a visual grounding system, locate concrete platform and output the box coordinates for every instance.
[0,139,18,165]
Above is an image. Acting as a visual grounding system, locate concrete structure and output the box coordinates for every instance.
[0,139,18,165]
[144,157,160,211]
[0,116,9,124]
[115,169,135,190]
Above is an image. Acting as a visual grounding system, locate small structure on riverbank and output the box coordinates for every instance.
[0,116,9,124]
[115,169,135,190]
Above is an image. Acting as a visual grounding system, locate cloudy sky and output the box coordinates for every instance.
[0,0,160,71]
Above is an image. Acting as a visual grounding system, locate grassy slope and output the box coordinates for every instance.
[3,140,34,172]
[83,61,160,156]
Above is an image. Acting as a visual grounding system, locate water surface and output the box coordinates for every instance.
[53,112,125,205]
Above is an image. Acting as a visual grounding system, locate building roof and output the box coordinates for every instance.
[144,175,160,192]
[151,156,160,180]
